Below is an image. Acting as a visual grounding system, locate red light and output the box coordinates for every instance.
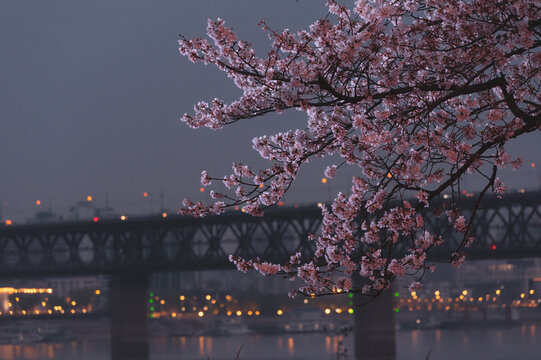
[199,187,204,193]
[5,220,12,226]
[93,217,99,222]
[462,190,467,195]
[143,192,148,198]
[491,244,497,251]
[532,163,536,168]
[278,201,284,206]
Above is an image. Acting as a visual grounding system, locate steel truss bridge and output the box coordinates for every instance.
[0,191,540,360]
[0,191,541,278]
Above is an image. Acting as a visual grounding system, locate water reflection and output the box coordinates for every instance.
[287,337,294,354]
[0,328,540,360]
[411,329,419,346]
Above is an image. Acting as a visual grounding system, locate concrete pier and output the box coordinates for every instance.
[110,272,149,360]
[354,282,396,360]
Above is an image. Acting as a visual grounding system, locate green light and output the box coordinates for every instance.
[149,299,154,304]
[348,293,353,298]
[394,292,399,297]
[150,307,155,312]
[150,313,154,318]
[348,301,353,306]
[348,308,354,314]
[149,292,154,297]
[394,308,399,313]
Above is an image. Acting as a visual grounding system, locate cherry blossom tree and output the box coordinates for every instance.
[179,0,541,298]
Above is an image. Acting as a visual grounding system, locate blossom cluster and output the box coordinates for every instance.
[179,0,540,297]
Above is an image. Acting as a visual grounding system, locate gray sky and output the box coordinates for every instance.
[1,0,539,222]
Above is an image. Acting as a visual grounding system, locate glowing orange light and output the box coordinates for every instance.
[199,187,205,193]
[143,192,149,198]
[86,195,93,202]
[36,200,41,206]
[162,212,167,218]
[278,201,284,206]
[93,217,99,222]
[321,178,327,184]
[387,172,392,178]
[259,184,264,188]
[5,220,12,226]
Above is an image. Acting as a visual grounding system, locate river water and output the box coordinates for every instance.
[1,326,540,360]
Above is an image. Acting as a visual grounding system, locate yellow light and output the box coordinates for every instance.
[48,310,52,314]
[236,310,242,316]
[36,200,41,206]
[276,309,283,316]
[324,308,331,315]
[205,295,211,301]
[15,297,19,302]
[22,310,26,315]
[335,308,342,314]
[82,309,87,314]
[247,310,253,316]
[434,290,440,296]
[348,308,354,314]
[303,299,308,304]
[47,289,52,294]
[411,291,416,297]
[162,212,167,218]
[86,195,93,202]
[198,311,204,317]
[530,290,535,295]
[336,288,342,293]
[171,313,177,318]
[462,290,468,296]
[120,215,127,221]
[496,289,501,295]
[459,295,464,300]
[71,309,75,314]
[255,310,260,316]
[71,301,76,306]
[160,300,165,305]
[321,178,327,184]
[95,289,101,295]
[521,293,525,299]
[317,202,322,208]
[180,295,185,301]
[42,302,46,307]
[5,220,12,226]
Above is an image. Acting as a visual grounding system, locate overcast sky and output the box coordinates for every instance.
[1,1,539,222]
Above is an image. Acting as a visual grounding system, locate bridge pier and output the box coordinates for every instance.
[110,272,149,360]
[353,277,396,360]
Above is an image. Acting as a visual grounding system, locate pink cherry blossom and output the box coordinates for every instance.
[180,0,541,297]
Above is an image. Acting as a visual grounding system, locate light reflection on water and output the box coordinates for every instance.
[0,326,540,359]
